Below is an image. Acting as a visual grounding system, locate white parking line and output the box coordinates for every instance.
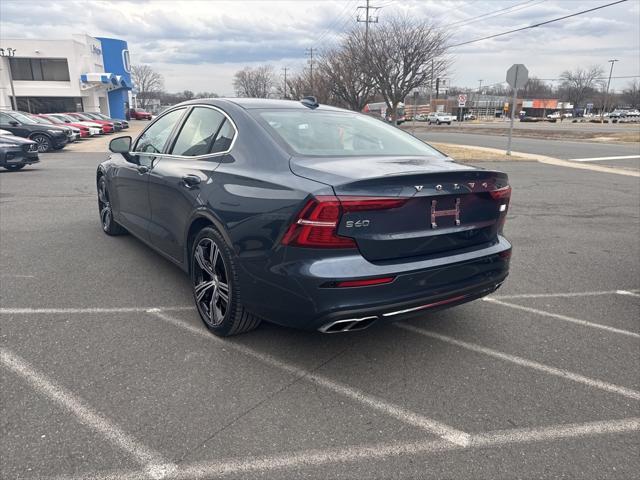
[50,417,640,480]
[483,297,640,338]
[617,290,640,298]
[0,306,193,315]
[148,310,470,446]
[0,348,173,474]
[397,324,640,401]
[570,155,640,162]
[492,289,639,299]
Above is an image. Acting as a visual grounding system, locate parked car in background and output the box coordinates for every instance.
[99,98,511,336]
[25,113,80,142]
[45,113,105,135]
[82,112,127,130]
[40,114,99,137]
[86,112,129,129]
[66,113,117,133]
[546,112,561,119]
[463,113,476,121]
[626,109,639,117]
[414,113,428,121]
[427,112,454,125]
[608,110,627,118]
[129,108,152,120]
[0,129,40,170]
[0,111,68,152]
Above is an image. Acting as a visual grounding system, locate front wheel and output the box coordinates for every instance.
[436,120,441,125]
[4,164,25,171]
[191,227,261,336]
[30,134,52,153]
[97,176,127,235]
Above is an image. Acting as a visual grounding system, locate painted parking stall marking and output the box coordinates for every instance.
[148,309,471,446]
[397,324,640,400]
[483,297,640,338]
[0,348,174,475]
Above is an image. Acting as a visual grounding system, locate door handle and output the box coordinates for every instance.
[182,174,201,188]
[137,165,149,174]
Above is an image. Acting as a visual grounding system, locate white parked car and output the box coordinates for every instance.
[0,129,15,135]
[427,112,454,125]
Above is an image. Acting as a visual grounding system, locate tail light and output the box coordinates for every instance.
[490,185,511,231]
[282,195,408,248]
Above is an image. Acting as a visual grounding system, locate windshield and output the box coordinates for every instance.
[29,115,53,125]
[10,112,38,125]
[257,110,443,157]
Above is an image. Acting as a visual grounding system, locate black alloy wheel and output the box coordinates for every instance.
[31,134,51,153]
[191,227,261,336]
[97,177,127,235]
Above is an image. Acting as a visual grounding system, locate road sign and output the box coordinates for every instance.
[506,64,528,89]
[505,64,528,156]
[458,94,467,107]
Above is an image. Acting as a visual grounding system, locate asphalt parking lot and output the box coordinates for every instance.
[1,151,638,479]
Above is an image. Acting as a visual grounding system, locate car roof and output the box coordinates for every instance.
[180,97,347,112]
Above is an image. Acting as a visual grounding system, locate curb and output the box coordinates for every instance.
[435,143,640,178]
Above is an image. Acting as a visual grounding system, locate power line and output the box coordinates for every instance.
[314,0,358,45]
[441,0,542,28]
[448,0,628,49]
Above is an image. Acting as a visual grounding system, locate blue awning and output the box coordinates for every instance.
[81,72,131,89]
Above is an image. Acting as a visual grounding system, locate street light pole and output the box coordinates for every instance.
[601,59,618,122]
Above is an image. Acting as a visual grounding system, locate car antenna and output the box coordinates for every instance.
[300,96,319,109]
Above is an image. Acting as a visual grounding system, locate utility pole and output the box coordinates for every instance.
[282,67,289,99]
[305,48,315,93]
[429,59,434,111]
[357,0,379,56]
[601,59,618,122]
[478,79,483,93]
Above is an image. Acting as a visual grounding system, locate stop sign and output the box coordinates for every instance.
[506,64,528,89]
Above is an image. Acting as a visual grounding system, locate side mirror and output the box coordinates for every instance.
[109,136,132,154]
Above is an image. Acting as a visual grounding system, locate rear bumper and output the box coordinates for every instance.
[239,236,511,331]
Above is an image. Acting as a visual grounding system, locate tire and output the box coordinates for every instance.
[436,120,441,125]
[4,164,25,171]
[97,176,127,235]
[191,227,261,336]
[30,134,52,153]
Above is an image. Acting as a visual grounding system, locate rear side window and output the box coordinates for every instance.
[170,107,235,157]
[171,107,225,156]
[134,108,185,154]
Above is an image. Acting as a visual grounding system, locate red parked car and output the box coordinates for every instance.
[129,108,152,120]
[37,115,92,138]
[65,113,116,133]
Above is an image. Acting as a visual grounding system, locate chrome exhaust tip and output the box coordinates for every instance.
[318,316,377,333]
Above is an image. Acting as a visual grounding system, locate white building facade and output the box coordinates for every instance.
[0,34,132,119]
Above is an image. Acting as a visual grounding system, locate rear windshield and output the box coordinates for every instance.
[257,110,443,157]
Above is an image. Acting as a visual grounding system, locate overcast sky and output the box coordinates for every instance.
[1,0,638,96]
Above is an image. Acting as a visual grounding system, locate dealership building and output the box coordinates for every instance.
[0,34,133,119]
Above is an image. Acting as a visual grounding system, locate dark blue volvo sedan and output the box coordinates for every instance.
[98,97,511,336]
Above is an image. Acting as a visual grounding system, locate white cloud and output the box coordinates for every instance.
[1,0,638,95]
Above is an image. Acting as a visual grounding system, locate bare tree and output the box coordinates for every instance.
[559,66,604,107]
[196,91,219,99]
[366,15,449,123]
[131,65,164,109]
[521,77,554,99]
[317,30,375,111]
[276,69,333,104]
[233,65,276,98]
[622,79,640,108]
